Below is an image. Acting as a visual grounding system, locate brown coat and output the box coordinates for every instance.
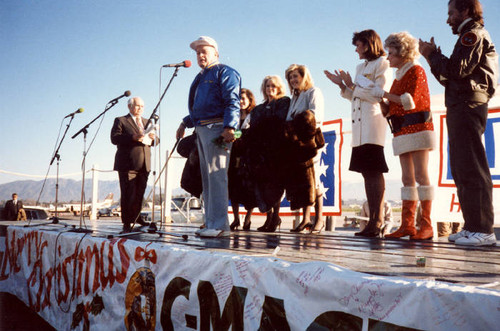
[283,110,322,210]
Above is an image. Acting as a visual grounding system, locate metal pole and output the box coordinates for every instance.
[90,164,99,221]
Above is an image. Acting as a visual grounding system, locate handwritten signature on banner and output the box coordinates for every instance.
[295,266,325,296]
[339,280,403,320]
[1,228,495,330]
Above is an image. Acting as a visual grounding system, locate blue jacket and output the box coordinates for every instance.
[183,62,241,129]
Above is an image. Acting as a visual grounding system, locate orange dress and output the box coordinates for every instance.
[388,63,435,155]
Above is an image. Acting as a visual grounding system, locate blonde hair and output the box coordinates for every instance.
[384,31,420,62]
[285,64,314,94]
[260,75,286,102]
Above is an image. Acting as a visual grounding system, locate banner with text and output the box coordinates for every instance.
[1,227,498,330]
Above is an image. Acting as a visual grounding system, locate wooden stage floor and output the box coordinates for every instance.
[4,216,499,291]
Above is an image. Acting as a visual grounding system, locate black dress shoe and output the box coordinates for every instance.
[147,222,158,232]
[354,228,381,237]
[120,224,132,234]
[290,221,313,233]
[136,217,150,226]
[264,217,281,232]
[242,220,251,231]
[230,220,240,231]
[257,216,273,232]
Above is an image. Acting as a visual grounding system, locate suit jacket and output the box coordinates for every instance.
[111,114,154,172]
[4,199,23,220]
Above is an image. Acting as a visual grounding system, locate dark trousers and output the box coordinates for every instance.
[118,170,149,227]
[446,101,494,233]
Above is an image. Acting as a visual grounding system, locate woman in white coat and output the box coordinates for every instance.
[325,29,392,237]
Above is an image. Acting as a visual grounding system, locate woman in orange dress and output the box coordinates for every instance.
[374,31,436,240]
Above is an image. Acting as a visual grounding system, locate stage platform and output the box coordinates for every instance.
[1,216,499,330]
[4,216,498,287]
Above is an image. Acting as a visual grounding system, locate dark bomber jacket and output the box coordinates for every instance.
[428,19,498,107]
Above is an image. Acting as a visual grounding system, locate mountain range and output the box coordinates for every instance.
[0,178,401,204]
[0,178,121,204]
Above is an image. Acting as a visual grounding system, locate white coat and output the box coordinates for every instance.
[341,56,392,147]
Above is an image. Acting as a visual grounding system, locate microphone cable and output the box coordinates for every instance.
[83,105,108,161]
[155,67,164,229]
[36,117,67,205]
[53,230,90,314]
[77,103,110,229]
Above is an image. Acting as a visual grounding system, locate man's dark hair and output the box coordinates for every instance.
[449,0,484,25]
[352,29,386,61]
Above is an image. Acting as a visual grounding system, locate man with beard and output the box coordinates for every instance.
[419,0,498,246]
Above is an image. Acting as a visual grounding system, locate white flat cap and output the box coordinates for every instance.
[190,36,218,53]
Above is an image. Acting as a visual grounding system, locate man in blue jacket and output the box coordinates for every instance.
[176,36,241,237]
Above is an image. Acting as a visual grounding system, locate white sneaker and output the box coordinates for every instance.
[448,230,470,242]
[455,232,497,247]
[199,229,230,238]
[199,229,224,238]
[195,228,206,236]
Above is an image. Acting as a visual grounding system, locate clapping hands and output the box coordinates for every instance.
[324,69,353,89]
[418,37,439,60]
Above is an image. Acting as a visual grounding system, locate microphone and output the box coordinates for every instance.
[109,90,132,104]
[64,108,84,118]
[162,60,191,68]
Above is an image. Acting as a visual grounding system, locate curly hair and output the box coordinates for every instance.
[384,31,420,62]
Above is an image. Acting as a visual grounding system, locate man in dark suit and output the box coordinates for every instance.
[111,97,157,233]
[4,193,23,220]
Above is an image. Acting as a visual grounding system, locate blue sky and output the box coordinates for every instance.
[1,0,499,187]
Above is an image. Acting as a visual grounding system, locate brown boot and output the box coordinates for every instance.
[385,187,418,238]
[386,201,417,238]
[411,186,434,240]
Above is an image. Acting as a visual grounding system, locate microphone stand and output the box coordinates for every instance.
[144,66,180,130]
[25,116,76,228]
[71,100,121,233]
[114,67,188,240]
